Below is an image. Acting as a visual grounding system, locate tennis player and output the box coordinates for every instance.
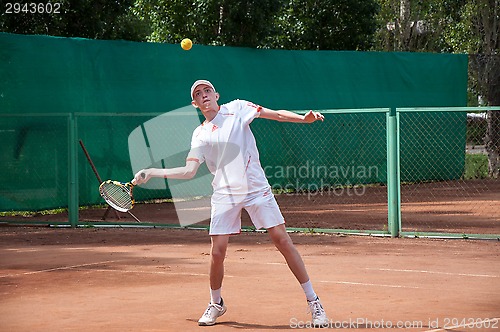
[134,80,329,327]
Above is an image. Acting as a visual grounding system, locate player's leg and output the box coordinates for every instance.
[245,191,329,326]
[245,192,310,285]
[267,224,329,326]
[209,234,230,299]
[198,234,229,326]
[266,224,309,283]
[199,202,242,326]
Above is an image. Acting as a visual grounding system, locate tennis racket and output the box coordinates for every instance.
[99,173,145,213]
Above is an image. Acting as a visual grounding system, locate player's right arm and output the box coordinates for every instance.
[134,126,205,185]
[133,159,200,185]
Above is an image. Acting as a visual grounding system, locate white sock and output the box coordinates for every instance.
[210,287,222,304]
[301,280,318,302]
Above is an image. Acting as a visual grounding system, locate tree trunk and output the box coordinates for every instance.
[485,54,500,178]
[398,0,412,50]
[471,0,500,178]
[483,0,500,178]
[470,53,499,178]
[485,109,500,178]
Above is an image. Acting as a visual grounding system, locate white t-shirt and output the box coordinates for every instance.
[187,99,270,203]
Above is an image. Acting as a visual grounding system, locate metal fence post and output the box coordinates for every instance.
[68,113,79,227]
[387,108,401,237]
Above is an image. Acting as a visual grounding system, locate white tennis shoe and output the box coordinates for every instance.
[198,298,227,326]
[307,297,329,327]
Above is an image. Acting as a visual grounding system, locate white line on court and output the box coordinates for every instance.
[70,268,238,278]
[424,317,500,332]
[317,280,422,289]
[1,264,234,279]
[3,248,40,252]
[0,260,123,278]
[318,277,498,294]
[365,267,499,278]
[87,268,209,277]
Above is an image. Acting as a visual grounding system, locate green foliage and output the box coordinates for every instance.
[272,0,379,50]
[131,0,192,43]
[374,0,468,52]
[0,0,496,55]
[215,0,285,47]
[132,0,378,50]
[443,1,481,54]
[463,154,489,179]
[132,0,285,47]
[0,207,66,217]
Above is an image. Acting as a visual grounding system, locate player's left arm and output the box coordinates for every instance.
[259,107,324,123]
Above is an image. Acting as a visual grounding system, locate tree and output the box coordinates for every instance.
[133,0,284,47]
[133,0,379,50]
[469,0,500,178]
[212,0,285,47]
[445,0,500,178]
[131,0,194,43]
[374,0,467,52]
[270,0,379,50]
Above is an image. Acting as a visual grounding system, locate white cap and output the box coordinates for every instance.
[190,80,216,99]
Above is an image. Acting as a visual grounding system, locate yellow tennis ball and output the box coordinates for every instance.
[181,38,192,50]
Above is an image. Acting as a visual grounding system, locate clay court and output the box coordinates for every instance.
[1,224,499,331]
[1,161,499,332]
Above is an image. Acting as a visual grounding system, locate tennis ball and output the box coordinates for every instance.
[181,38,192,51]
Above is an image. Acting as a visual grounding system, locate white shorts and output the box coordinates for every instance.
[209,189,285,235]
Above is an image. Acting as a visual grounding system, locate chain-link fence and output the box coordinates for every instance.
[257,109,389,233]
[398,108,499,237]
[1,108,499,238]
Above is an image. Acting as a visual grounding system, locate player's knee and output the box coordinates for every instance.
[210,247,226,263]
[272,233,293,252]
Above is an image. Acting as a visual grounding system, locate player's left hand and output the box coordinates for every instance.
[134,169,150,185]
[304,110,324,123]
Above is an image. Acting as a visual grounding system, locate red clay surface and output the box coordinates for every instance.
[1,226,499,331]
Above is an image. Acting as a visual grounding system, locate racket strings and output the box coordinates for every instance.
[100,182,133,211]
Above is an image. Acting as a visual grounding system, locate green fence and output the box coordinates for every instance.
[1,108,498,239]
